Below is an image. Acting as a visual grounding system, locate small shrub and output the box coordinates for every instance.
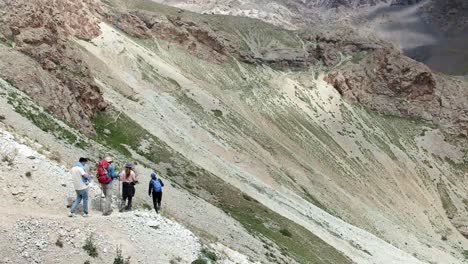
[83,234,98,258]
[0,115,5,121]
[25,171,32,177]
[84,261,90,264]
[463,250,468,259]
[211,109,223,118]
[55,237,63,248]
[201,248,217,262]
[50,151,62,163]
[169,257,182,264]
[186,171,197,177]
[441,235,447,241]
[114,246,131,264]
[191,259,207,264]
[279,228,292,237]
[1,148,17,166]
[141,203,152,210]
[242,194,253,201]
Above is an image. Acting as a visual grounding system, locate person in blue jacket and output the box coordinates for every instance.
[102,156,119,216]
[148,171,164,213]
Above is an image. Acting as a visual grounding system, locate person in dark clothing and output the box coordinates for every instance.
[148,172,164,213]
[119,162,138,212]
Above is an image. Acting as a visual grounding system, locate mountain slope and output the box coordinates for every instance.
[0,0,467,264]
[151,0,468,75]
[78,18,467,263]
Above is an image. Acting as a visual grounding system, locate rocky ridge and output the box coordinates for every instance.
[0,0,106,134]
[325,48,468,137]
[103,1,468,137]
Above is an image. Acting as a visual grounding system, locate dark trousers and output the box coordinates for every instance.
[122,182,135,210]
[152,192,162,212]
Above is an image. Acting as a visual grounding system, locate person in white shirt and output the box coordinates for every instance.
[69,157,90,217]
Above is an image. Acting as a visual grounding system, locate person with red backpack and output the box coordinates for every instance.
[97,157,119,216]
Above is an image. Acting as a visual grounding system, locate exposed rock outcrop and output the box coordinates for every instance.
[0,0,106,134]
[326,48,468,137]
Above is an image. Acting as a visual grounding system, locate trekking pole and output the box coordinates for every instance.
[118,176,122,210]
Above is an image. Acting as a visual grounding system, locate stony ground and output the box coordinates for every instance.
[0,117,258,264]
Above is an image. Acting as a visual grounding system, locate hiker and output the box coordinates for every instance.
[69,157,90,217]
[97,157,119,216]
[119,162,138,212]
[148,171,164,213]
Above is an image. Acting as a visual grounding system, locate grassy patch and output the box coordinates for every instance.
[141,202,152,210]
[191,259,207,264]
[437,182,458,219]
[279,228,292,237]
[211,109,223,118]
[182,171,352,264]
[217,194,350,263]
[6,91,86,147]
[201,248,217,262]
[463,250,468,259]
[350,51,367,64]
[92,110,173,164]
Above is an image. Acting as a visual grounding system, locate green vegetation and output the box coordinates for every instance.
[83,234,98,258]
[191,259,207,264]
[92,110,172,164]
[92,108,350,264]
[437,182,458,219]
[113,246,131,264]
[55,237,63,248]
[140,202,152,210]
[112,0,301,54]
[211,109,223,118]
[6,90,86,148]
[350,51,367,64]
[216,190,350,263]
[463,250,468,259]
[279,228,292,237]
[201,248,217,262]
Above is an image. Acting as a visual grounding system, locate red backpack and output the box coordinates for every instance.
[96,160,112,184]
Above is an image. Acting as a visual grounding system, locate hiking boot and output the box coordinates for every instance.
[68,212,75,217]
[82,213,89,217]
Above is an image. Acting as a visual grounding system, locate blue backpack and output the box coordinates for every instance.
[152,179,162,192]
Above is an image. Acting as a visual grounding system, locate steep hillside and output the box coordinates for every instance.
[0,0,467,264]
[152,0,468,76]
